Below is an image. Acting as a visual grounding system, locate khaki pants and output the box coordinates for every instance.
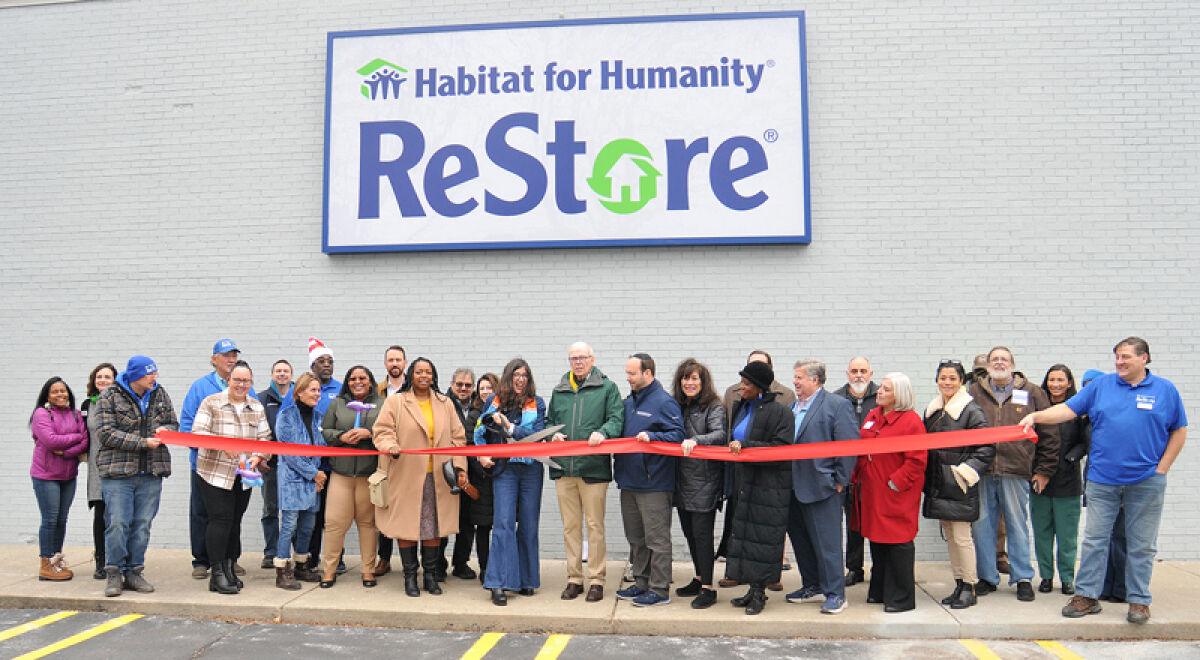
[556,477,608,586]
[941,519,977,583]
[322,473,378,577]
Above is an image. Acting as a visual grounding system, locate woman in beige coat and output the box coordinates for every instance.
[372,357,468,597]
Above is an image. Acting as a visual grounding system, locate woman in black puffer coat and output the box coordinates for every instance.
[670,359,727,609]
[922,360,993,609]
[725,361,793,615]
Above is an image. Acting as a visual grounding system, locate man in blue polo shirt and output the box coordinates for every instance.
[1021,336,1187,624]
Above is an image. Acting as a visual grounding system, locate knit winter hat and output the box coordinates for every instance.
[308,337,333,367]
[738,360,774,392]
[125,355,158,379]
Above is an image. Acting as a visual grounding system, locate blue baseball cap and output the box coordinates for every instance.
[126,355,158,379]
[213,338,240,355]
[1081,369,1104,386]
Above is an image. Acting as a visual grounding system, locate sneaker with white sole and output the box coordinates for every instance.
[632,591,670,607]
[820,595,847,614]
[616,585,646,600]
[786,584,823,603]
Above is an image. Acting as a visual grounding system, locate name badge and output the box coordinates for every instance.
[1137,394,1155,410]
[863,420,875,430]
[637,410,652,417]
[1012,390,1029,406]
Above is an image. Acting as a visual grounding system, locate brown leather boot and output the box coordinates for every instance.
[275,559,301,591]
[39,555,72,581]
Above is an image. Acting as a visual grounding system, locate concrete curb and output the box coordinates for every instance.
[1,546,1196,639]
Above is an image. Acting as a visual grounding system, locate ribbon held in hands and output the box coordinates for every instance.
[156,425,1035,463]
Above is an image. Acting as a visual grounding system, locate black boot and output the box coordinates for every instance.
[951,581,976,609]
[209,559,239,595]
[744,587,767,615]
[93,554,106,581]
[941,579,965,605]
[421,545,443,595]
[223,559,243,591]
[399,546,420,597]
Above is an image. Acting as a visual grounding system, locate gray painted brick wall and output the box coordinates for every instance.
[1,1,1195,568]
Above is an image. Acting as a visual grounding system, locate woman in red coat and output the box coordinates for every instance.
[853,372,927,612]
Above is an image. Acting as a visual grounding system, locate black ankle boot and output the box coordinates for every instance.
[223,559,242,591]
[744,587,767,615]
[951,581,976,609]
[420,545,443,595]
[398,546,420,597]
[941,579,965,605]
[209,559,238,595]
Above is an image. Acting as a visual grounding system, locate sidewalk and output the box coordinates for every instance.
[1,545,1197,639]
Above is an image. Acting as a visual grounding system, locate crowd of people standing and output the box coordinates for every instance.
[27,336,1186,625]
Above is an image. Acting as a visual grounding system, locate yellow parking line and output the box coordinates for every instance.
[0,611,78,642]
[958,639,1002,660]
[460,632,505,659]
[1037,640,1086,659]
[534,634,572,660]
[12,613,143,660]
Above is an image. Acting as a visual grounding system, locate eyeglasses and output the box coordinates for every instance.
[513,372,529,380]
[988,356,1011,364]
[452,382,473,388]
[230,378,253,386]
[568,356,592,363]
[938,360,962,367]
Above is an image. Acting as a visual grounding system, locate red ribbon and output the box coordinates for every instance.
[156,425,1034,463]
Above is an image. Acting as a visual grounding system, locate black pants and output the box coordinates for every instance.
[190,471,210,568]
[90,500,106,565]
[679,508,717,586]
[378,532,393,562]
[867,540,915,611]
[452,497,477,569]
[305,470,330,566]
[196,476,253,565]
[844,489,864,573]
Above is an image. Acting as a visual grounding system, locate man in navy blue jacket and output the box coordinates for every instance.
[785,359,861,615]
[614,353,684,607]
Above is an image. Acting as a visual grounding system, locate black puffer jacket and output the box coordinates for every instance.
[1041,415,1090,498]
[726,393,793,587]
[674,399,727,512]
[922,390,994,522]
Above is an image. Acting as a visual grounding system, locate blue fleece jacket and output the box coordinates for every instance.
[614,379,684,492]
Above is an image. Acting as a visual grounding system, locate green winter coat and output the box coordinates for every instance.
[322,392,385,477]
[545,367,624,481]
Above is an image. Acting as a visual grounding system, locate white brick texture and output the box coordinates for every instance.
[0,1,1195,566]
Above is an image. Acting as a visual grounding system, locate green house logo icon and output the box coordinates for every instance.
[358,58,408,99]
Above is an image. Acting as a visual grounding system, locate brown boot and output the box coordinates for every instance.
[39,555,72,581]
[275,559,302,591]
[374,559,391,576]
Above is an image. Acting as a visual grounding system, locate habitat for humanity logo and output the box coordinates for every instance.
[358,59,408,99]
[586,139,661,214]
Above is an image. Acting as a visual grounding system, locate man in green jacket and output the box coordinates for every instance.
[548,341,625,603]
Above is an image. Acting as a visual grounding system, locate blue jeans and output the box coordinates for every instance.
[1076,473,1166,605]
[102,475,162,572]
[31,477,76,558]
[973,475,1034,584]
[484,462,543,591]
[277,509,316,561]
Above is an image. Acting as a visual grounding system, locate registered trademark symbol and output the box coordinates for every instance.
[766,59,776,68]
[763,129,779,143]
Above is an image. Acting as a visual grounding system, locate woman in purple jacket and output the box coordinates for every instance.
[30,377,89,581]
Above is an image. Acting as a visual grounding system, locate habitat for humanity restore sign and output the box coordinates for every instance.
[323,12,810,253]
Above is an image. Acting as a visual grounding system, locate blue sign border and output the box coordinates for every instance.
[323,11,810,254]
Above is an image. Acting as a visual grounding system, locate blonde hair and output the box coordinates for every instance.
[294,372,320,399]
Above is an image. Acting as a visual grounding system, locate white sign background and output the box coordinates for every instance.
[324,13,810,252]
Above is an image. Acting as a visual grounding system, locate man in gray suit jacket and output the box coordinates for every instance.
[784,359,862,614]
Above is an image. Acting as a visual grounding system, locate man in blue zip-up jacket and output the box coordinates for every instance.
[614,353,684,607]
